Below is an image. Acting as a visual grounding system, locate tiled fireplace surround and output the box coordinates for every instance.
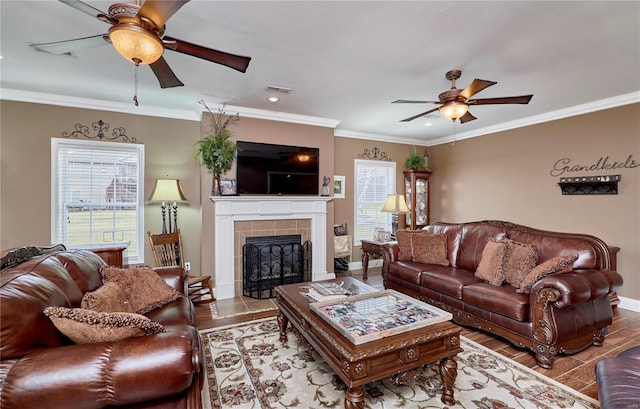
[211,196,334,299]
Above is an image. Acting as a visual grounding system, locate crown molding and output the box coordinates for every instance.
[426,91,640,146]
[334,129,430,147]
[201,102,341,129]
[0,88,201,121]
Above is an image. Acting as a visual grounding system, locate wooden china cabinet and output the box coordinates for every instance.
[403,170,432,230]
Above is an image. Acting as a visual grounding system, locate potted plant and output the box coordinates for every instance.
[195,101,239,195]
[405,146,429,171]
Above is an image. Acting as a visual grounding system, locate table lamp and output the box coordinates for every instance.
[147,179,188,233]
[381,193,410,238]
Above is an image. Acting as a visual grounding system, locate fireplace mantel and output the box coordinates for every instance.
[210,195,334,299]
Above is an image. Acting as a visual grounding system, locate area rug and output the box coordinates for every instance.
[200,318,599,409]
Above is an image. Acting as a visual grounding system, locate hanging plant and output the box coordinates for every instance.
[405,145,429,171]
[195,100,239,195]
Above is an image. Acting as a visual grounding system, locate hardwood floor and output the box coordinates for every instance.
[195,267,640,401]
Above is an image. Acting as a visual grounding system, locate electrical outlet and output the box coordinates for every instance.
[184,262,191,272]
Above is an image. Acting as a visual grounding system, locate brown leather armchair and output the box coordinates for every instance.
[0,245,202,409]
[595,346,640,408]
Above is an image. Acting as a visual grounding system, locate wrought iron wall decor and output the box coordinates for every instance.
[59,120,137,143]
[558,175,621,195]
[357,146,392,161]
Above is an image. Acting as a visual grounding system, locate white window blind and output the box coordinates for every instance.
[353,159,396,244]
[51,138,144,263]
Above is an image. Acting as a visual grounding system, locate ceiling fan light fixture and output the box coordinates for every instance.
[439,101,468,120]
[109,24,164,65]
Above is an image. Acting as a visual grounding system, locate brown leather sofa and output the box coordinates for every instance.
[0,245,202,409]
[381,220,623,369]
[595,345,640,408]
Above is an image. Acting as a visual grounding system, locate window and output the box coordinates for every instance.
[51,138,144,263]
[353,159,396,244]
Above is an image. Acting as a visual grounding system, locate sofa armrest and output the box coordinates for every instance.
[154,265,188,295]
[1,332,197,409]
[380,243,399,275]
[529,269,623,309]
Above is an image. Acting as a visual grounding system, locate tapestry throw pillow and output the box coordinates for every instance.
[411,233,449,266]
[81,282,134,313]
[44,307,165,344]
[503,238,539,288]
[395,230,426,261]
[475,239,508,286]
[517,253,579,294]
[101,266,182,314]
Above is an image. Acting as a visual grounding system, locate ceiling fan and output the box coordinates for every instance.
[29,0,251,91]
[392,70,533,123]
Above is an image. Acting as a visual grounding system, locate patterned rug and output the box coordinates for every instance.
[200,318,599,409]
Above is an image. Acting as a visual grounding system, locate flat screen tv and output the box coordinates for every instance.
[236,141,320,195]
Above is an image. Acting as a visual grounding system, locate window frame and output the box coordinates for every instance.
[51,138,145,264]
[353,159,396,245]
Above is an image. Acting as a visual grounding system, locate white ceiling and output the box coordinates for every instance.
[1,1,639,145]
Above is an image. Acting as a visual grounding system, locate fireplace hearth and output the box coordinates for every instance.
[243,235,311,299]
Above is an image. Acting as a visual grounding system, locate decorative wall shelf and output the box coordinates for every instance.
[558,175,621,195]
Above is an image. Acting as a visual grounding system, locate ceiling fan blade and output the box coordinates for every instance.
[149,57,184,88]
[399,107,440,122]
[59,0,110,22]
[138,0,189,28]
[459,111,477,124]
[30,34,109,55]
[468,95,534,105]
[163,36,251,73]
[392,99,439,104]
[459,79,497,100]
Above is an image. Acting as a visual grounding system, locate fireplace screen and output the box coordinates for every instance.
[243,235,311,299]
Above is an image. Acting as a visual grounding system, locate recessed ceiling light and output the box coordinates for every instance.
[424,122,432,127]
[267,96,280,103]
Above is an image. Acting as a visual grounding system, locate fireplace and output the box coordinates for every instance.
[211,196,333,299]
[243,234,311,299]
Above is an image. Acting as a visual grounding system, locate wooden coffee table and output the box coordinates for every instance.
[274,277,462,408]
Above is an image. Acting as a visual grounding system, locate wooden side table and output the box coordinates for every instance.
[360,239,396,280]
[90,245,127,267]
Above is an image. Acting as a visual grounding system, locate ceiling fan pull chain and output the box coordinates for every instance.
[133,58,140,106]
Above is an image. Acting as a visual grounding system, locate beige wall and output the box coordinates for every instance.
[0,101,202,270]
[428,103,640,300]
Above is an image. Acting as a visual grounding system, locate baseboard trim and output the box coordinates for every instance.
[618,296,640,313]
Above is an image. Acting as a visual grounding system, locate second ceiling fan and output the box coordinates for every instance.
[30,0,251,90]
[392,70,533,123]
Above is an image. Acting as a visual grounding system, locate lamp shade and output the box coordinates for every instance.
[148,179,188,203]
[109,24,164,65]
[381,194,410,213]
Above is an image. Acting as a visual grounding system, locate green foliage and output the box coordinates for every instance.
[405,145,428,170]
[195,101,238,178]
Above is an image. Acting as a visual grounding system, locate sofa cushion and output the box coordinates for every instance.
[517,253,579,293]
[475,240,508,286]
[503,238,539,288]
[81,282,134,313]
[395,229,426,261]
[463,283,530,322]
[101,266,182,314]
[411,233,449,266]
[421,267,481,299]
[44,307,165,344]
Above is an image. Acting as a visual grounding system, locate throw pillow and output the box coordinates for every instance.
[475,239,508,286]
[81,282,134,313]
[101,266,182,314]
[411,233,449,266]
[43,306,165,344]
[517,253,579,294]
[503,238,539,288]
[395,230,426,261]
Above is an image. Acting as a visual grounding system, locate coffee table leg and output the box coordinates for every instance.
[361,252,369,280]
[344,387,365,409]
[439,356,457,405]
[277,311,289,343]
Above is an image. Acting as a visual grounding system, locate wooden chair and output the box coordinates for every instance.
[147,230,215,304]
